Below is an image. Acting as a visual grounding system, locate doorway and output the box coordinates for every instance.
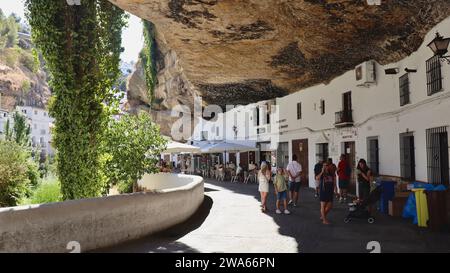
[277,142,289,168]
[343,141,356,193]
[292,139,309,186]
[400,133,415,181]
[367,137,379,175]
[343,91,352,112]
[240,152,248,170]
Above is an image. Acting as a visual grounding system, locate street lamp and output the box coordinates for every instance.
[427,32,450,63]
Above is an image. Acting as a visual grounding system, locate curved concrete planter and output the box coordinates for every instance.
[0,173,204,253]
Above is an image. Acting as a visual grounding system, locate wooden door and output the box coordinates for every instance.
[249,151,256,165]
[344,141,356,193]
[343,91,352,112]
[292,139,309,186]
[229,153,236,164]
[240,152,248,170]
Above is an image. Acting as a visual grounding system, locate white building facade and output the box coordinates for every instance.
[0,109,9,138]
[191,17,450,190]
[16,106,54,156]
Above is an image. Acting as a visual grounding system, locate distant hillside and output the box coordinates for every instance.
[0,10,51,111]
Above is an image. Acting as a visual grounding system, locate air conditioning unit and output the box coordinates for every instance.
[355,60,376,87]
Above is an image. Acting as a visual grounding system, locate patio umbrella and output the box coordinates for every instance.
[201,141,256,153]
[163,140,201,154]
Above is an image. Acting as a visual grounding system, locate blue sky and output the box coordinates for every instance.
[0,0,144,63]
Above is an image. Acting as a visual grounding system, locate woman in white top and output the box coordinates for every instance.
[258,161,271,212]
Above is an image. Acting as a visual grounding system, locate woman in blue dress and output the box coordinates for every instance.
[316,161,336,225]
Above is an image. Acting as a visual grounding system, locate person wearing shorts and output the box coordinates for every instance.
[274,167,290,215]
[286,154,302,207]
[258,161,271,213]
[316,161,336,225]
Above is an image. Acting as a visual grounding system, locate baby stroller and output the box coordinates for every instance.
[344,185,382,224]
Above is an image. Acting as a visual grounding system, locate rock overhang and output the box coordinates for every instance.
[111,0,450,106]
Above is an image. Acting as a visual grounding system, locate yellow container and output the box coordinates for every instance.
[412,188,429,227]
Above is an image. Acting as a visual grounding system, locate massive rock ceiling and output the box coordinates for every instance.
[111,0,450,107]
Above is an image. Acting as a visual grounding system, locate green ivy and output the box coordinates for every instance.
[25,0,128,200]
[140,20,157,102]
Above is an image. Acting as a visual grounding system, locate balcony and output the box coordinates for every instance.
[335,110,353,127]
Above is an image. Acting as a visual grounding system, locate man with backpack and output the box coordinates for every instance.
[337,154,351,203]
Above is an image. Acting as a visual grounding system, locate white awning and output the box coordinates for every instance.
[201,141,257,153]
[163,141,201,154]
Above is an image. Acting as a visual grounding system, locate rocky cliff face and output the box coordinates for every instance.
[0,61,50,112]
[112,0,450,109]
[125,35,197,136]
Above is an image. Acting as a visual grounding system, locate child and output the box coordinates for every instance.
[274,167,290,215]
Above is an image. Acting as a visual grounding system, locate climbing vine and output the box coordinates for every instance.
[140,20,158,102]
[25,0,128,200]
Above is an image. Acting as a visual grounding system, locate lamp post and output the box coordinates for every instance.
[427,32,450,64]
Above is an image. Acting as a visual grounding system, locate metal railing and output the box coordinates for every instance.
[335,110,353,125]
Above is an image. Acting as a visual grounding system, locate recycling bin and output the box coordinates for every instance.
[412,188,429,227]
[378,180,396,214]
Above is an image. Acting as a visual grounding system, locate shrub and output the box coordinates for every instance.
[0,140,32,207]
[27,158,41,189]
[21,79,31,94]
[20,51,39,72]
[1,48,19,67]
[28,177,62,204]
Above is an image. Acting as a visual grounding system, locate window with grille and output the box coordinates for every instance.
[315,143,329,162]
[297,102,302,119]
[367,137,379,175]
[426,126,449,185]
[426,56,443,96]
[201,131,208,141]
[399,73,410,106]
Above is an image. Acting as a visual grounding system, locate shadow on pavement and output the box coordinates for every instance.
[94,195,213,253]
[205,179,450,253]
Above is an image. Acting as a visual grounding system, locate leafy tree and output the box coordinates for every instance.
[25,0,128,200]
[4,119,12,140]
[0,140,32,207]
[5,111,31,146]
[104,112,167,193]
[5,15,18,48]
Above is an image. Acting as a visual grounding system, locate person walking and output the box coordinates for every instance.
[274,167,290,215]
[286,154,302,207]
[356,159,373,203]
[313,160,324,198]
[258,161,271,213]
[337,154,351,203]
[327,158,338,198]
[316,160,336,225]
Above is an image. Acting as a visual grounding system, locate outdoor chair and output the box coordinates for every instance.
[218,168,225,181]
[230,170,237,183]
[244,171,254,184]
[244,169,257,184]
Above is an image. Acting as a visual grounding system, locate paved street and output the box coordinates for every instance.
[99,179,450,253]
